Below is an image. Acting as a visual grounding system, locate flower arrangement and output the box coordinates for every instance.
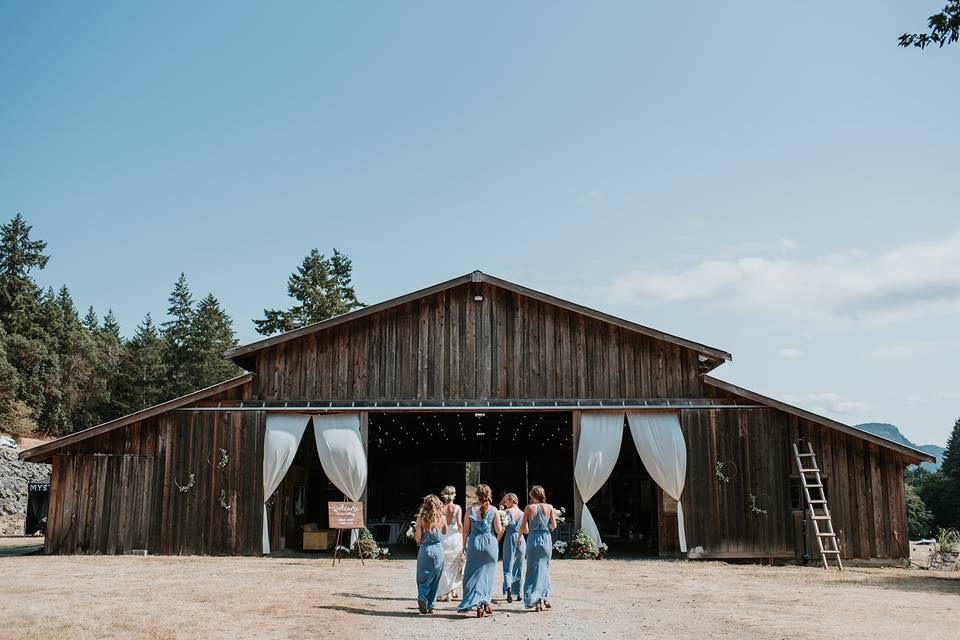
[498,510,511,529]
[405,522,416,540]
[352,527,390,559]
[568,528,600,560]
[335,545,351,555]
[217,448,229,470]
[218,489,230,511]
[597,542,609,559]
[552,539,567,558]
[555,507,566,525]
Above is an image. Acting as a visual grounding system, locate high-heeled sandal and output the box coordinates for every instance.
[483,604,493,615]
[417,599,427,614]
[476,606,484,618]
[544,600,551,609]
[534,602,543,612]
[506,590,512,603]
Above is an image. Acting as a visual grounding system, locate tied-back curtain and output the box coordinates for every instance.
[312,413,367,502]
[574,412,625,546]
[313,412,368,546]
[262,413,313,554]
[626,411,688,552]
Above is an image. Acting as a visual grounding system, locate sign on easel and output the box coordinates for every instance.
[328,501,365,566]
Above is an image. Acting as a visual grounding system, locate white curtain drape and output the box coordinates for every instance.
[626,411,688,552]
[574,412,625,546]
[313,412,368,546]
[312,413,367,501]
[262,413,313,554]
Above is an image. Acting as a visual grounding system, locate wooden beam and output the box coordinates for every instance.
[572,410,583,532]
[359,412,369,514]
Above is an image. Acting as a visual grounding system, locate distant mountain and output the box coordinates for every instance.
[855,422,944,471]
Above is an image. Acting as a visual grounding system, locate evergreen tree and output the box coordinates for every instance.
[940,417,960,480]
[162,273,196,398]
[0,213,49,333]
[114,314,168,414]
[187,294,241,389]
[918,417,960,532]
[254,249,363,335]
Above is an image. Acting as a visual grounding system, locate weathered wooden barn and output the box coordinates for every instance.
[21,271,933,562]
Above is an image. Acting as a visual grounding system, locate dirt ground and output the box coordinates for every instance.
[0,552,957,640]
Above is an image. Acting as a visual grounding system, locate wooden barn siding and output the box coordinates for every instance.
[672,398,908,560]
[675,408,794,558]
[43,406,265,556]
[251,283,703,402]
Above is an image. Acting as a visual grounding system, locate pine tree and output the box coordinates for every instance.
[254,249,363,335]
[187,294,241,389]
[918,417,960,532]
[940,417,960,481]
[0,213,49,333]
[162,273,196,398]
[114,314,168,415]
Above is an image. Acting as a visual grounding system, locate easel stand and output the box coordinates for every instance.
[330,528,365,567]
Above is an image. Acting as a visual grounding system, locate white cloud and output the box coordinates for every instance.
[776,347,805,359]
[775,237,799,251]
[905,391,960,405]
[864,340,960,359]
[783,393,872,414]
[602,230,960,330]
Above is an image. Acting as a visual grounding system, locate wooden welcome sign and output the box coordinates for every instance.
[328,501,364,529]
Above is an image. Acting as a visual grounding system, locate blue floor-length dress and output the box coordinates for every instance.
[501,509,525,596]
[523,505,552,608]
[416,527,444,609]
[457,506,498,612]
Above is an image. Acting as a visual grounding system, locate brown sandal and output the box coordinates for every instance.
[476,606,484,618]
[484,604,493,615]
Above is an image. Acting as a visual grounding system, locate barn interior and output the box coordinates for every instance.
[268,410,660,555]
[366,411,574,545]
[586,425,660,554]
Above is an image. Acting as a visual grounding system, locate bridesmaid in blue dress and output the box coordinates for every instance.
[499,492,525,603]
[517,485,556,612]
[457,484,504,617]
[415,494,448,614]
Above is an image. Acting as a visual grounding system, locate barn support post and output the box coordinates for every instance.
[359,411,369,517]
[572,410,583,532]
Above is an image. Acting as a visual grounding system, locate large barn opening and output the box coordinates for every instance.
[366,411,574,546]
[267,425,344,552]
[587,426,660,555]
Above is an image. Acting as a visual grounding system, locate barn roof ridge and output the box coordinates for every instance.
[703,376,935,464]
[224,270,733,366]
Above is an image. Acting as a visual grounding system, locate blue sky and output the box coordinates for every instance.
[2,2,957,445]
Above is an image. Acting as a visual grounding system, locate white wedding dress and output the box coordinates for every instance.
[438,508,464,597]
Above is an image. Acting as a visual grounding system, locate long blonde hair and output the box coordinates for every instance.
[440,485,456,503]
[418,494,443,530]
[475,484,492,518]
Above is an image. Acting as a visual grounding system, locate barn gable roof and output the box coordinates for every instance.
[19,373,254,463]
[704,376,934,464]
[224,270,733,368]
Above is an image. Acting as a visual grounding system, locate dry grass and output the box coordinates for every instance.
[0,554,957,640]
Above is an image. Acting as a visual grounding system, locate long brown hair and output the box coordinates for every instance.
[418,494,443,530]
[475,484,492,518]
[529,485,546,503]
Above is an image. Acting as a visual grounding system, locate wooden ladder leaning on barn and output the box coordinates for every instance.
[792,440,844,571]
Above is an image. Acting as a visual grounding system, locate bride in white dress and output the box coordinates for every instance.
[437,485,464,601]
